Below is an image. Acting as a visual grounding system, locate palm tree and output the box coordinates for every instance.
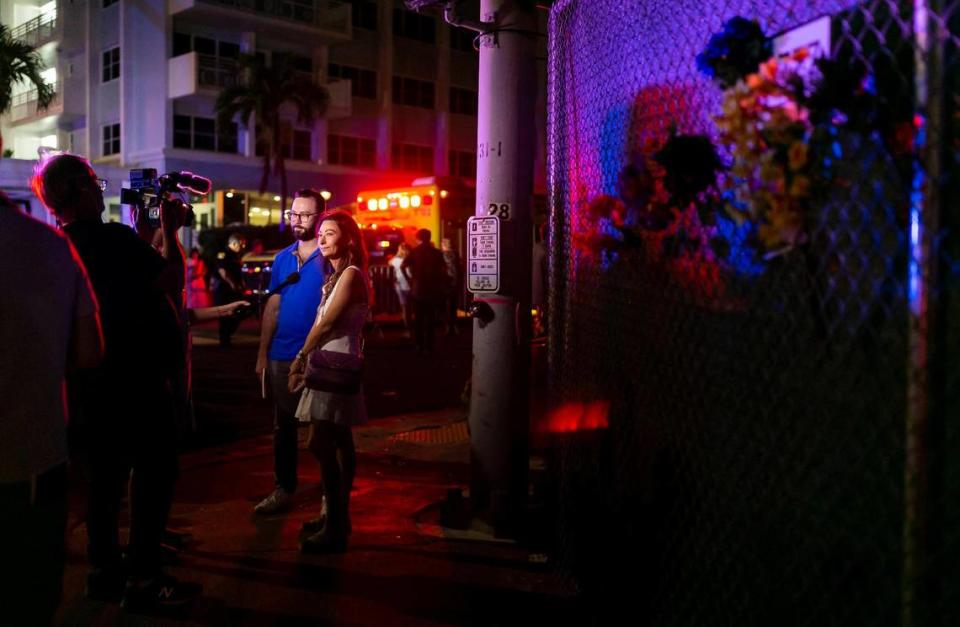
[215,53,329,222]
[0,23,55,156]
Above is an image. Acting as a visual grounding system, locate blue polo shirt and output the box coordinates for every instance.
[267,242,329,361]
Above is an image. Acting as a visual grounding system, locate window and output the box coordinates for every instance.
[218,122,238,154]
[103,0,118,7]
[351,1,378,31]
[193,118,216,151]
[291,55,313,74]
[449,150,476,178]
[393,8,435,43]
[328,63,377,99]
[173,115,238,153]
[392,76,434,109]
[218,41,240,59]
[173,115,191,149]
[450,27,476,52]
[193,37,216,56]
[291,130,312,161]
[102,123,120,156]
[392,143,433,173]
[102,47,120,83]
[172,32,191,57]
[449,87,478,115]
[328,134,376,168]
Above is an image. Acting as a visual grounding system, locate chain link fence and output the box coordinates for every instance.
[545,1,958,624]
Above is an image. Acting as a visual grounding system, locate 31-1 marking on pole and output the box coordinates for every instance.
[467,216,500,294]
[486,202,511,221]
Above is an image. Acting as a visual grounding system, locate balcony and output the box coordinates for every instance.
[169,53,351,120]
[324,78,352,120]
[10,13,58,48]
[169,53,238,98]
[8,82,62,126]
[168,0,351,44]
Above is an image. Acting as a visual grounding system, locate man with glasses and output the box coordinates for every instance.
[254,188,330,514]
[31,153,201,611]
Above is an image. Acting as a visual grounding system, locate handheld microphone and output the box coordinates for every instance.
[161,171,212,195]
[263,271,300,299]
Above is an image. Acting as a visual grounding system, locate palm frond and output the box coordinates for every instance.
[0,24,55,113]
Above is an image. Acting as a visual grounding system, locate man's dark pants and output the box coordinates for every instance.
[214,288,242,347]
[78,378,179,579]
[414,296,440,352]
[0,464,68,626]
[269,360,300,493]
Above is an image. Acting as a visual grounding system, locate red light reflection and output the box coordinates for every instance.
[539,400,610,434]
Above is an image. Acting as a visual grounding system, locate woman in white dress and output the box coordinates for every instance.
[288,210,369,553]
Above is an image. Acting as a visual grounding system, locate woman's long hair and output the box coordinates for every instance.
[319,210,369,302]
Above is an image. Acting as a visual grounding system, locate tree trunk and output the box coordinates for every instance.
[259,145,271,196]
[278,153,288,220]
[273,117,286,231]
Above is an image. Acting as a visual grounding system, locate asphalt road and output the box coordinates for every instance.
[189,318,474,448]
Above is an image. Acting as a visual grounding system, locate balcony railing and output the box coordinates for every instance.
[9,81,61,123]
[197,55,238,89]
[11,13,58,48]
[199,0,350,32]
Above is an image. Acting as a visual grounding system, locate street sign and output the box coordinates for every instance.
[467,215,500,293]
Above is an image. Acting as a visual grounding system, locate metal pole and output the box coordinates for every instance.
[468,0,538,533]
[904,2,945,625]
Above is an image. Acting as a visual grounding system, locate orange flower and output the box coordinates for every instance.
[789,175,811,198]
[759,58,778,82]
[787,141,808,171]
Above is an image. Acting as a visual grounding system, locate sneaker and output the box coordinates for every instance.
[299,528,347,554]
[85,567,126,602]
[253,488,293,515]
[300,496,328,533]
[120,573,201,612]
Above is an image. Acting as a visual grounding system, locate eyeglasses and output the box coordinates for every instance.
[283,210,318,223]
[66,174,108,192]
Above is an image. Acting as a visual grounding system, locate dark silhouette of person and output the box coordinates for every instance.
[402,229,447,354]
[0,189,103,625]
[31,153,201,610]
[213,233,246,347]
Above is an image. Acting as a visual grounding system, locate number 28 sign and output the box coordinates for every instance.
[486,202,511,221]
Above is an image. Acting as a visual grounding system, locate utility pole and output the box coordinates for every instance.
[457,0,538,533]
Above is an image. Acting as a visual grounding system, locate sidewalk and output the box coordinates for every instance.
[57,409,577,626]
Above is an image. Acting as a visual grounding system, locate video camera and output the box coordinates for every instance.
[120,169,212,229]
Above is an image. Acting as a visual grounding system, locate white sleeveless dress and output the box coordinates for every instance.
[295,266,369,426]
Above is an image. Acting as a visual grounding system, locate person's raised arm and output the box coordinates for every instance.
[151,198,186,298]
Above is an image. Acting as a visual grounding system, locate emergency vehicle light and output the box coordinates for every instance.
[367,199,377,211]
[411,195,421,208]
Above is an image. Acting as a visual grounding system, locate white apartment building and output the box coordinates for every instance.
[1,0,546,229]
